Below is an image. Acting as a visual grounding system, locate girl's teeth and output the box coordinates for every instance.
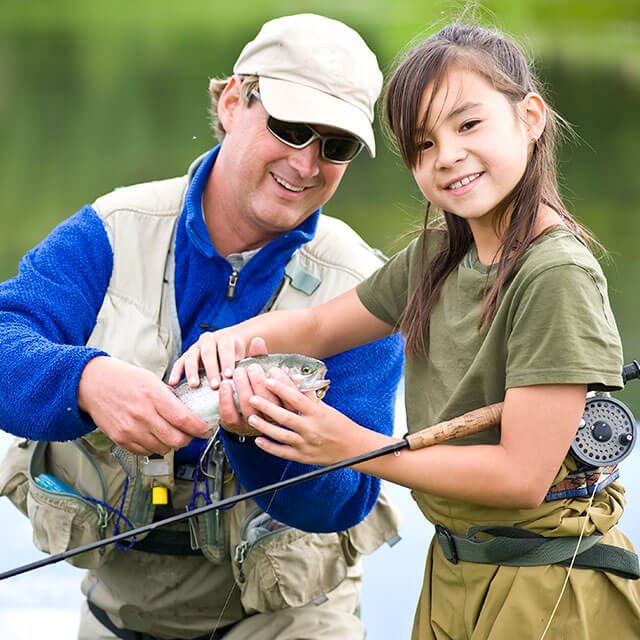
[272,173,305,192]
[448,173,481,190]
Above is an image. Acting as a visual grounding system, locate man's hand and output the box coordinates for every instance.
[78,356,212,455]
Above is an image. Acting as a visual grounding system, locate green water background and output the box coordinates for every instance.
[0,3,638,635]
[1,1,639,403]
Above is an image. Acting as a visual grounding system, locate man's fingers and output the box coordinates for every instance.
[157,388,211,439]
[150,415,194,450]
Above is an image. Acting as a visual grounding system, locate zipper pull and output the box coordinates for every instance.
[234,541,249,582]
[226,270,239,300]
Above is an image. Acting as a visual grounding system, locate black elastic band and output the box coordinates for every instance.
[131,528,202,556]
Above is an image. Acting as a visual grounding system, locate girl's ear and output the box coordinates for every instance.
[217,76,242,135]
[522,92,546,142]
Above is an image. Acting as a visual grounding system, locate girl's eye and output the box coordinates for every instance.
[460,119,480,132]
[417,140,433,151]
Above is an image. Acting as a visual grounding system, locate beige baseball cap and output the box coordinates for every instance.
[233,13,382,156]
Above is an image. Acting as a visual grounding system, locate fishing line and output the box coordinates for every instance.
[206,456,293,640]
[538,466,604,640]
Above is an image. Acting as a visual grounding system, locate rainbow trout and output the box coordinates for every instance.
[111,354,329,477]
[172,353,329,427]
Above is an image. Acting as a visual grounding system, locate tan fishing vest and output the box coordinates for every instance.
[86,154,388,374]
[0,155,400,583]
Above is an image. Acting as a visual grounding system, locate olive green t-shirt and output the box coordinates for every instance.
[356,227,625,534]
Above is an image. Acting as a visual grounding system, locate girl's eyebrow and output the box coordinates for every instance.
[425,101,482,137]
[446,101,482,121]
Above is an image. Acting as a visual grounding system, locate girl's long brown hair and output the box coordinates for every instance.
[384,23,597,355]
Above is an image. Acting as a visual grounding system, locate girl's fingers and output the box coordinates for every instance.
[247,337,269,358]
[198,333,223,387]
[218,379,242,425]
[232,366,257,419]
[249,394,301,428]
[254,436,303,463]
[167,357,184,386]
[247,414,302,446]
[264,377,312,413]
[183,343,204,388]
[267,367,297,388]
[245,364,281,406]
[218,336,244,379]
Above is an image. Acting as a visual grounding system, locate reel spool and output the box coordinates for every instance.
[571,395,636,467]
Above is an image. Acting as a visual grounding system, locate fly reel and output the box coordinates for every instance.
[571,395,636,467]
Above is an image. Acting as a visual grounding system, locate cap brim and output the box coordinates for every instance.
[258,77,376,157]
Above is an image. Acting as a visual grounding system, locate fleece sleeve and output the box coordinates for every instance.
[221,333,404,532]
[0,207,113,440]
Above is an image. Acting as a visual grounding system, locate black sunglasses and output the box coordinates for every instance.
[252,91,364,164]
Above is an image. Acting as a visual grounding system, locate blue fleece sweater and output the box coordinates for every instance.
[0,147,403,532]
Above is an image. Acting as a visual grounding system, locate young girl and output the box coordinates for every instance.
[170,23,640,639]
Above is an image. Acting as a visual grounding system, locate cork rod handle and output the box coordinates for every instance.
[405,403,504,450]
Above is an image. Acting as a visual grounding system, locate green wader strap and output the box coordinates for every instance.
[435,525,640,580]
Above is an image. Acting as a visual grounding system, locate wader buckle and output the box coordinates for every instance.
[435,524,458,564]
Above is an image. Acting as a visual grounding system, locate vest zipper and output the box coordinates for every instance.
[226,270,239,300]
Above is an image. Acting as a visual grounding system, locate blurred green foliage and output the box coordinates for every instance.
[1,0,639,406]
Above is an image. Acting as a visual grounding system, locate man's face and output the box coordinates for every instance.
[215,80,349,237]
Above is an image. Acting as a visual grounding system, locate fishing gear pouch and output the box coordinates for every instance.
[0,434,154,569]
[229,491,401,614]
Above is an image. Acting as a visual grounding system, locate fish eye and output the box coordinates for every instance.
[301,366,312,375]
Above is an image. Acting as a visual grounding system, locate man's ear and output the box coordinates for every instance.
[522,92,546,142]
[217,76,243,135]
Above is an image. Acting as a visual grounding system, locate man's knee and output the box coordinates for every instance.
[222,573,365,640]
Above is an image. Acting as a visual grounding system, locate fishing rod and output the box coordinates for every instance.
[1,360,638,581]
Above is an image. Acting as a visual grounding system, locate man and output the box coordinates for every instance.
[0,13,403,640]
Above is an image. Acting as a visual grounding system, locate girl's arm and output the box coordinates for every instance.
[247,378,587,509]
[168,288,394,387]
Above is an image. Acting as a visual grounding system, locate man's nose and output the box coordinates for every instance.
[288,141,321,178]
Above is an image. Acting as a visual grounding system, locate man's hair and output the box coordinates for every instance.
[208,75,259,142]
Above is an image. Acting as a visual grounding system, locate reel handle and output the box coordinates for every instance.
[406,403,503,450]
[622,359,640,384]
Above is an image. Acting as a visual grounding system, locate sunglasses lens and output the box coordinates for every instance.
[322,137,363,163]
[266,115,363,163]
[267,117,314,147]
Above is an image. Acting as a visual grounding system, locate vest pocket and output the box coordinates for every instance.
[0,436,133,569]
[231,508,348,613]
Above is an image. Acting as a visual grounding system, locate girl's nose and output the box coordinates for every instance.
[434,139,467,170]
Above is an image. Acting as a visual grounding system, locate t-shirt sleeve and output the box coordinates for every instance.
[356,236,421,327]
[506,263,623,390]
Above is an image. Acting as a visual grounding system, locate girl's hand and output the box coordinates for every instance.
[247,369,385,466]
[168,332,267,389]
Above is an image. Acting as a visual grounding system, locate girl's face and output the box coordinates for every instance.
[411,67,539,229]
